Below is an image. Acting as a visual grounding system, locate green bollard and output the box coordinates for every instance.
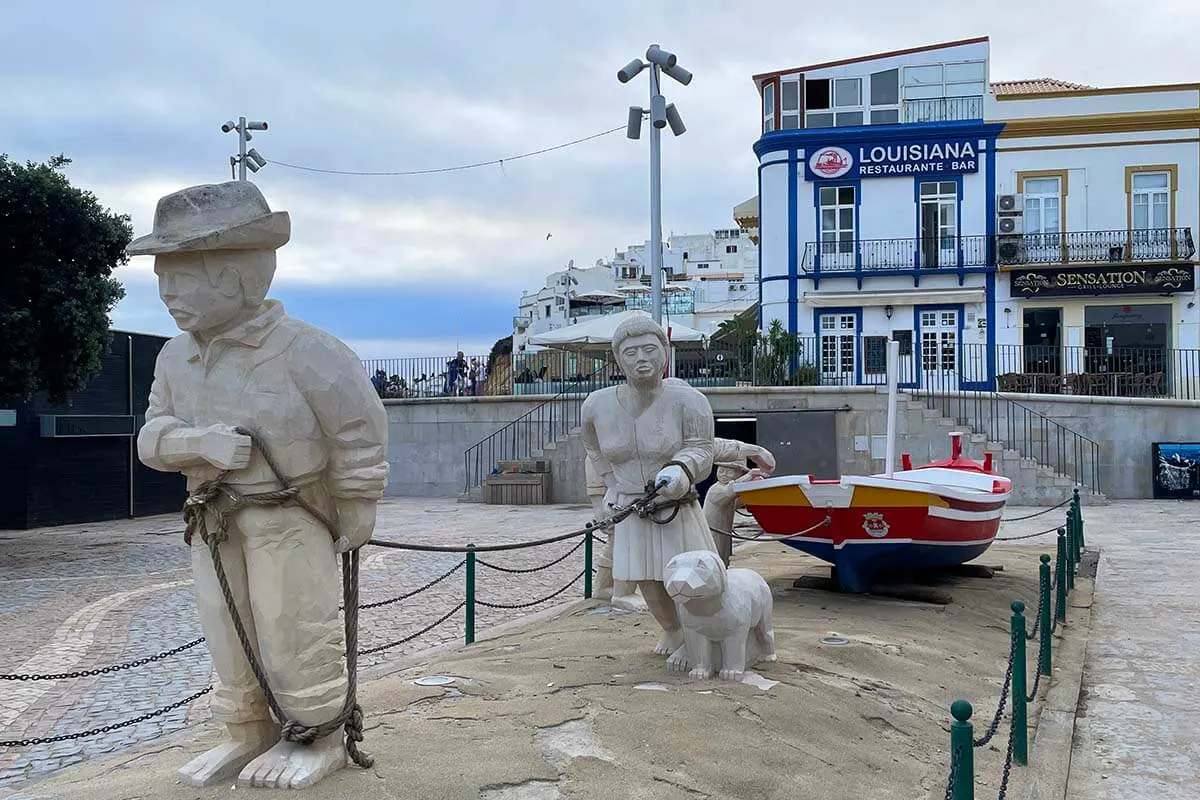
[950,700,975,800]
[583,531,594,599]
[1039,554,1053,676]
[1011,601,1029,766]
[465,543,476,645]
[1055,529,1068,625]
[1069,504,1081,564]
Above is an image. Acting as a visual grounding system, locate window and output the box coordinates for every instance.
[781,79,801,129]
[919,181,958,268]
[819,186,856,256]
[819,313,857,383]
[902,61,986,99]
[725,245,737,253]
[804,77,862,127]
[1023,177,1062,235]
[544,305,551,317]
[869,69,900,124]
[1131,172,1170,230]
[920,310,958,376]
[762,82,775,133]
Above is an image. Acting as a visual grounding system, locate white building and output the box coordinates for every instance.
[749,36,1198,395]
[512,226,759,352]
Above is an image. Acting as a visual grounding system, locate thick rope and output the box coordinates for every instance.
[182,425,373,769]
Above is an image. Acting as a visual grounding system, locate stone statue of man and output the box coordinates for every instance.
[130,181,389,790]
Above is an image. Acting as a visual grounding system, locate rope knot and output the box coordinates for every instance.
[280,720,321,745]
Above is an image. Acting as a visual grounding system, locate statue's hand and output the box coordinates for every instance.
[655,465,689,501]
[197,425,252,471]
[749,446,776,476]
[335,498,378,552]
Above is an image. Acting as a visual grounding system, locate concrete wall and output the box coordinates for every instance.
[384,387,1199,502]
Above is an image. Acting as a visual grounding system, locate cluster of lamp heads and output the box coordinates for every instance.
[618,44,691,140]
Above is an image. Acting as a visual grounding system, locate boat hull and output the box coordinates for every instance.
[734,473,1009,593]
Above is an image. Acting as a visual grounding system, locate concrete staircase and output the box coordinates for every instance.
[898,394,1107,507]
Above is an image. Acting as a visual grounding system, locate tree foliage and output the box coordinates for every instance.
[0,154,131,404]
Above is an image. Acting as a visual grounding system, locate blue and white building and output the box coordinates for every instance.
[752,36,1199,392]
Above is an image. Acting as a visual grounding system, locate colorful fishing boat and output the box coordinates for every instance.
[731,340,1012,593]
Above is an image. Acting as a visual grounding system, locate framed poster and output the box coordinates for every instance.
[1152,442,1200,499]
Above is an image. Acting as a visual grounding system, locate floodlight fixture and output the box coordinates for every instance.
[645,44,677,68]
[245,159,261,173]
[617,59,646,83]
[650,95,667,129]
[220,115,271,181]
[221,120,237,133]
[247,148,267,168]
[626,106,644,140]
[246,120,268,131]
[663,62,693,86]
[665,103,686,136]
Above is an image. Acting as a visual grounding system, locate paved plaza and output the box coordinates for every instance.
[0,497,1197,797]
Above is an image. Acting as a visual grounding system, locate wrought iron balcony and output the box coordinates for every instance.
[800,228,1196,273]
[902,96,984,123]
[995,228,1195,266]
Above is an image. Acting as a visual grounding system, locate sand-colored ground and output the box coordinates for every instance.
[14,542,1056,800]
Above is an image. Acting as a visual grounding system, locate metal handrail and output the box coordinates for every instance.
[462,361,612,494]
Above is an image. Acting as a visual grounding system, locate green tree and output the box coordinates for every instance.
[0,155,131,404]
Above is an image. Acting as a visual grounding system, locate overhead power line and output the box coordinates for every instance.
[267,125,626,177]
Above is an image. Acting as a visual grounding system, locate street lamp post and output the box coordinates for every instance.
[618,45,691,325]
[221,117,270,180]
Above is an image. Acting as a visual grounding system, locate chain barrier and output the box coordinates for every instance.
[1000,497,1071,522]
[996,524,1062,542]
[0,638,206,682]
[972,646,1014,748]
[944,744,960,800]
[357,602,466,657]
[355,560,466,611]
[477,538,586,574]
[0,685,214,748]
[997,715,1016,800]
[476,569,586,610]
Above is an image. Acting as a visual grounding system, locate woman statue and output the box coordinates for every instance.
[580,312,718,657]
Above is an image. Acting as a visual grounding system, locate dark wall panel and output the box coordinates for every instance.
[26,438,131,528]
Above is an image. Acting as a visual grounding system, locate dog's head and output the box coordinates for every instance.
[663,550,727,601]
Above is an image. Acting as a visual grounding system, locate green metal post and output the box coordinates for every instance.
[1074,488,1086,550]
[1039,554,1053,676]
[950,700,975,800]
[1068,504,1081,564]
[1065,513,1076,592]
[1011,601,1029,766]
[583,531,594,599]
[465,543,476,645]
[1055,529,1068,624]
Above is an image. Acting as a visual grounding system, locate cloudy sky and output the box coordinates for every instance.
[5,0,1197,359]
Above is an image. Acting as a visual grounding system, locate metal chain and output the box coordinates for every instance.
[0,638,206,682]
[1001,497,1071,522]
[356,560,466,610]
[1026,659,1044,703]
[998,714,1016,800]
[476,569,586,610]
[996,524,1062,541]
[974,644,1015,748]
[477,538,586,574]
[944,743,960,800]
[0,685,213,747]
[357,602,466,657]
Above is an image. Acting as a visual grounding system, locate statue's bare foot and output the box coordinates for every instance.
[178,721,279,787]
[237,731,347,790]
[666,644,690,673]
[653,629,684,655]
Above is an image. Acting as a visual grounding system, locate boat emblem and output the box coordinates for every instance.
[862,512,889,538]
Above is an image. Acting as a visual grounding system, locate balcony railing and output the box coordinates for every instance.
[902,96,984,123]
[625,295,696,315]
[569,304,625,319]
[800,228,1196,273]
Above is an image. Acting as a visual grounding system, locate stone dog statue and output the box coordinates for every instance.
[131,181,389,791]
[662,550,776,681]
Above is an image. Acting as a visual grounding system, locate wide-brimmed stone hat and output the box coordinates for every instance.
[126,180,290,256]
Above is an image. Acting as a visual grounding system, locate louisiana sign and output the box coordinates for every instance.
[805,139,980,181]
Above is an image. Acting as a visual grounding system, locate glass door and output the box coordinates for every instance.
[919,181,957,268]
[920,310,958,389]
[1023,177,1063,262]
[818,186,856,271]
[819,313,857,384]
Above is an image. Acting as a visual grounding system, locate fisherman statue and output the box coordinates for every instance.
[131,181,389,790]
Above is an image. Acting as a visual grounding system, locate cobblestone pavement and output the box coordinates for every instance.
[0,498,616,791]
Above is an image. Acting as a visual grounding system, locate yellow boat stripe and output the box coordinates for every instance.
[850,485,949,508]
[735,484,812,508]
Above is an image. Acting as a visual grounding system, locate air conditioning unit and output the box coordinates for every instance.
[997,215,1024,236]
[996,236,1025,265]
[997,194,1024,214]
